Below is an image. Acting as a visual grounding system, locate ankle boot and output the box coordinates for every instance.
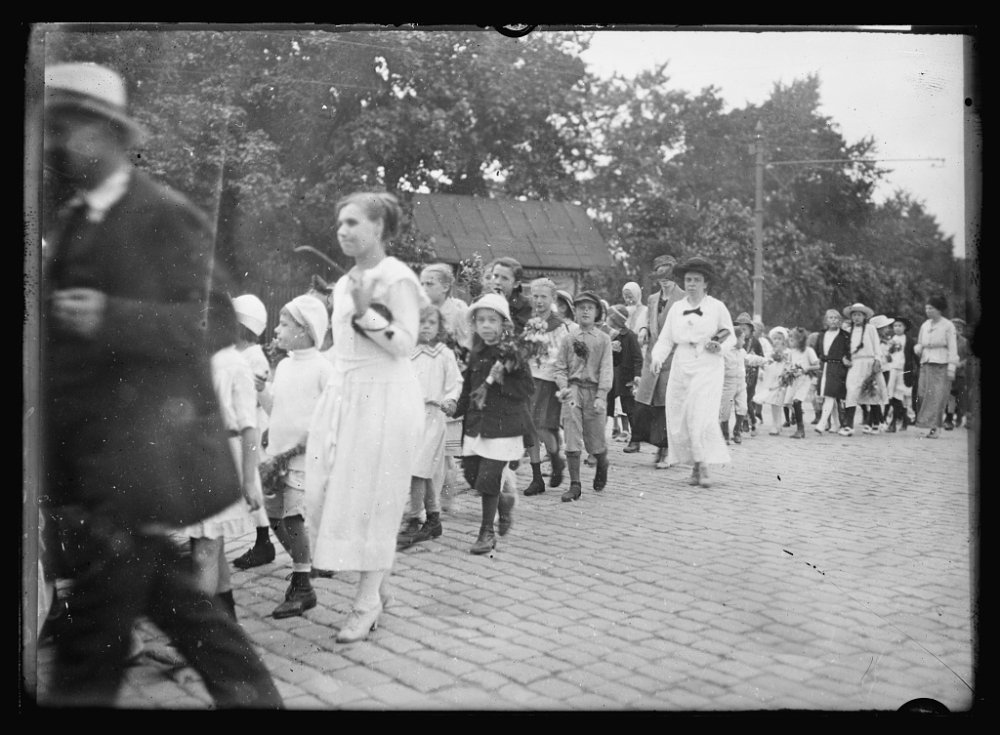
[593,457,609,492]
[548,453,565,487]
[732,416,743,444]
[697,462,711,487]
[654,445,669,468]
[720,422,730,444]
[791,403,805,438]
[469,526,496,555]
[411,512,442,543]
[524,475,546,496]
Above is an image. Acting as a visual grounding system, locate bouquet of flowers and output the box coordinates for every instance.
[259,442,306,497]
[778,363,804,388]
[571,337,590,362]
[470,330,532,410]
[522,316,552,365]
[859,365,882,402]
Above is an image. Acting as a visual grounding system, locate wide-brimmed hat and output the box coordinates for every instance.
[869,314,894,330]
[45,62,146,141]
[734,311,754,327]
[573,290,605,320]
[232,294,267,337]
[768,326,789,342]
[555,290,576,320]
[673,256,717,284]
[467,292,512,326]
[842,302,874,320]
[891,316,913,332]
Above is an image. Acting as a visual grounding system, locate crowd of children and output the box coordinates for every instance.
[202,236,967,646]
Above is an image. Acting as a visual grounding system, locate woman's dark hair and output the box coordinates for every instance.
[336,191,402,241]
[486,256,523,283]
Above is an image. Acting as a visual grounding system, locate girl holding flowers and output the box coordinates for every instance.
[453,293,535,555]
[753,326,792,435]
[783,327,821,438]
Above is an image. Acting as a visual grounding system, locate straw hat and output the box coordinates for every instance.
[45,62,146,140]
[869,314,894,330]
[842,302,874,320]
[734,312,754,327]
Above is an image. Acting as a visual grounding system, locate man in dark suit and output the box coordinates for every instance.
[39,62,281,708]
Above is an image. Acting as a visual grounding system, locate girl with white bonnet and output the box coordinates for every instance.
[260,293,333,620]
[621,281,648,337]
[230,294,278,570]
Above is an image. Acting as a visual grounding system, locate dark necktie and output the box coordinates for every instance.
[44,197,90,278]
[683,307,703,316]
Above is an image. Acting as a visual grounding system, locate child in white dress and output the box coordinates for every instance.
[753,326,791,435]
[397,305,463,550]
[183,315,263,620]
[783,327,820,439]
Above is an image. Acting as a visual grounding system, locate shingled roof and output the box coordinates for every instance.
[411,193,613,271]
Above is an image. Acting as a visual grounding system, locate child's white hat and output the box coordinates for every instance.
[232,294,267,336]
[467,292,512,326]
[768,326,789,342]
[283,294,330,347]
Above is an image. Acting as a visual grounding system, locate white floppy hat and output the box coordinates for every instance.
[232,294,267,337]
[869,314,894,330]
[284,294,330,348]
[45,62,146,139]
[467,292,512,326]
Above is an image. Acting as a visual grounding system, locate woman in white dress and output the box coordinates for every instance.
[305,191,427,643]
[649,256,736,487]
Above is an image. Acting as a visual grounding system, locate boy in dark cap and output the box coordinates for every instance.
[553,291,614,500]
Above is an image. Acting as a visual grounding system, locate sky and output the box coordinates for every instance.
[577,27,974,259]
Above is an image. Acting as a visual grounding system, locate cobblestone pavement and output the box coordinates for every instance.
[25,414,980,713]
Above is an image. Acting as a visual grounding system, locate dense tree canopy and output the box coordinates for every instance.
[33,25,965,331]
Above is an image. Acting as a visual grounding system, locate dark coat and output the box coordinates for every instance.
[507,289,534,335]
[43,169,239,528]
[610,327,643,397]
[814,328,851,399]
[454,340,535,440]
[901,334,919,388]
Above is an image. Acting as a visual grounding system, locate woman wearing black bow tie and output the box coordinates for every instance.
[649,257,736,487]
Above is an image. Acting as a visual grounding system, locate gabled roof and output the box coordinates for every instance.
[411,193,613,271]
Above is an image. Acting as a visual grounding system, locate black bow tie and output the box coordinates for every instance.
[683,307,703,316]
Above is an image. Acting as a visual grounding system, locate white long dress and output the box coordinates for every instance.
[650,295,736,467]
[305,257,427,571]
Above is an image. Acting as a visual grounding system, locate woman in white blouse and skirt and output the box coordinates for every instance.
[649,256,736,488]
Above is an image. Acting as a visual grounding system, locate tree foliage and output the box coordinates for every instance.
[35,25,963,329]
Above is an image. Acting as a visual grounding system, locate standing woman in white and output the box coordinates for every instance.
[305,192,427,643]
[649,256,736,487]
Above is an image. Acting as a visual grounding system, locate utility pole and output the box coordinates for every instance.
[752,120,764,322]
